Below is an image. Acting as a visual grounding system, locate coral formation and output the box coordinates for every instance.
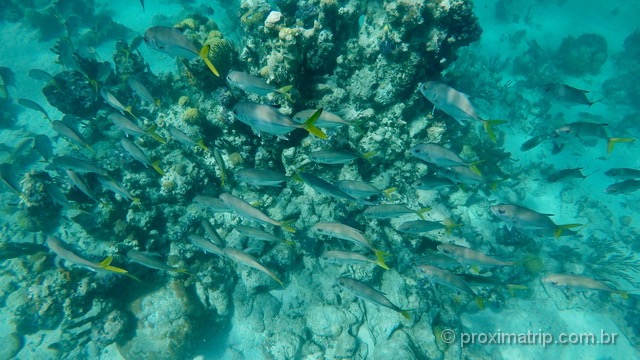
[555,33,608,75]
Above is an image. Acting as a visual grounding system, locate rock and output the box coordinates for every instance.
[0,333,24,359]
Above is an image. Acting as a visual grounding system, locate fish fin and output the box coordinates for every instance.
[98,256,129,274]
[382,187,397,201]
[475,297,484,310]
[374,250,391,270]
[196,139,210,152]
[399,310,411,320]
[301,108,328,139]
[125,273,142,282]
[146,124,167,144]
[199,45,220,77]
[280,219,296,233]
[468,160,485,175]
[506,284,529,296]
[481,119,507,143]
[125,106,137,119]
[443,218,462,234]
[174,268,195,276]
[276,85,294,102]
[415,207,431,220]
[151,160,165,176]
[607,137,635,154]
[615,291,629,299]
[554,224,583,238]
[154,99,161,107]
[361,150,376,162]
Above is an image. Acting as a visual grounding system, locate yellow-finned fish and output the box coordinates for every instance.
[336,277,410,319]
[110,113,166,143]
[120,138,165,176]
[311,222,389,269]
[231,102,327,139]
[416,264,484,309]
[226,71,293,101]
[219,192,295,233]
[223,247,284,287]
[542,274,629,298]
[46,236,129,275]
[491,204,581,237]
[437,244,514,267]
[127,250,190,274]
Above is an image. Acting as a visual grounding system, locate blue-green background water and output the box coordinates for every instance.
[1,0,639,359]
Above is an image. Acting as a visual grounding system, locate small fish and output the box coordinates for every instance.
[51,156,110,177]
[201,220,224,246]
[410,143,481,170]
[46,236,128,275]
[235,168,289,187]
[418,81,505,141]
[66,170,101,203]
[491,204,581,237]
[0,163,22,196]
[413,253,461,269]
[363,204,430,220]
[28,69,57,84]
[213,148,226,187]
[542,274,628,298]
[236,225,294,245]
[437,244,514,267]
[0,66,15,88]
[541,84,597,106]
[292,109,353,129]
[97,175,139,204]
[120,138,164,176]
[308,150,375,164]
[232,102,327,139]
[520,134,550,152]
[546,168,589,183]
[336,277,410,319]
[416,265,477,299]
[412,174,456,190]
[101,88,136,118]
[110,113,166,143]
[193,195,231,213]
[127,250,189,274]
[436,165,487,186]
[140,0,145,11]
[18,98,50,121]
[223,247,284,287]
[396,219,448,234]
[604,168,640,180]
[219,192,295,233]
[604,179,640,195]
[10,137,34,162]
[311,222,389,269]
[52,121,94,153]
[168,127,208,151]
[226,71,293,101]
[336,180,396,201]
[298,172,358,202]
[96,61,112,83]
[34,134,53,161]
[127,77,160,106]
[143,26,219,76]
[553,122,634,153]
[320,250,386,269]
[188,234,225,257]
[43,182,70,208]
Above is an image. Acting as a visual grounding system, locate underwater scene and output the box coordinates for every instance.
[1,0,640,359]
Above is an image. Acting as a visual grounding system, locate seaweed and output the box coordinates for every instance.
[585,236,640,287]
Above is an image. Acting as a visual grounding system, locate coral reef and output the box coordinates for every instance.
[555,33,608,76]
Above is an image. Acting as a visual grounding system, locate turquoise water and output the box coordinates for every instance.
[1,0,639,359]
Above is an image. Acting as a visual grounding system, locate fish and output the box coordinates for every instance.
[65,170,101,203]
[435,165,487,186]
[553,122,634,153]
[223,247,284,287]
[311,222,390,269]
[413,253,461,269]
[363,204,430,220]
[188,234,225,257]
[235,168,289,187]
[100,88,136,118]
[412,174,456,190]
[143,26,219,76]
[336,180,396,201]
[127,77,160,106]
[542,274,628,298]
[308,149,376,164]
[396,219,448,234]
[226,70,293,101]
[51,156,110,177]
[213,148,226,187]
[520,134,551,152]
[604,179,640,195]
[604,168,640,179]
[292,109,353,129]
[18,98,50,121]
[29,69,56,83]
[416,265,478,299]
[437,244,514,267]
[33,134,53,161]
[232,102,327,139]
[201,220,224,247]
[410,143,481,171]
[0,163,22,196]
[52,121,94,153]
[140,0,144,11]
[0,66,15,88]
[97,175,139,204]
[10,137,34,162]
[96,61,112,83]
[43,182,70,208]
[168,127,208,151]
[418,81,505,141]
[192,195,231,213]
[126,250,189,274]
[336,277,410,319]
[110,113,166,143]
[491,204,581,237]
[120,138,165,176]
[46,237,129,275]
[320,250,386,269]
[541,84,597,106]
[219,192,295,233]
[298,172,359,202]
[235,225,294,245]
[546,168,590,183]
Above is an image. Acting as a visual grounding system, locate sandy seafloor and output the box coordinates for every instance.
[1,0,640,359]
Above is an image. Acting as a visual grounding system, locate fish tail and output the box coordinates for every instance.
[196,139,210,152]
[277,85,294,102]
[174,268,194,276]
[214,149,226,187]
[284,240,296,246]
[154,99,161,107]
[554,224,583,238]
[151,160,165,176]
[301,108,328,139]
[125,105,137,119]
[607,137,635,153]
[415,207,431,220]
[444,218,462,235]
[475,297,485,310]
[399,310,411,319]
[147,124,167,144]
[468,160,485,175]
[506,284,529,297]
[615,291,629,299]
[271,274,285,287]
[199,45,220,77]
[481,119,507,143]
[382,187,397,201]
[125,273,142,282]
[280,219,296,233]
[98,256,128,274]
[362,150,376,162]
[374,250,391,270]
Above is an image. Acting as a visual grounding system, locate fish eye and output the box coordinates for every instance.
[498,209,505,214]
[316,228,324,233]
[143,36,149,43]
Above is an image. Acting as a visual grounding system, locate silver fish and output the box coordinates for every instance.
[97,175,138,203]
[409,143,477,168]
[542,274,627,297]
[363,204,430,220]
[100,88,135,117]
[320,250,383,268]
[226,70,292,101]
[127,250,188,273]
[604,179,640,195]
[18,98,50,121]
[188,234,225,257]
[436,165,486,186]
[416,265,477,298]
[412,174,456,190]
[231,102,326,139]
[0,163,22,195]
[43,182,70,208]
[46,236,128,275]
[396,220,447,234]
[52,121,94,153]
[546,168,588,183]
[168,127,208,151]
[201,220,224,247]
[34,134,53,161]
[219,192,295,232]
[236,225,293,245]
[541,84,596,106]
[553,122,634,154]
[298,172,358,202]
[437,244,513,267]
[604,168,640,179]
[491,204,580,236]
[120,138,164,176]
[51,156,109,177]
[336,277,409,319]
[336,180,394,200]
[127,77,159,106]
[308,150,375,164]
[193,195,231,213]
[65,170,100,203]
[235,168,289,187]
[223,247,284,286]
[292,109,351,128]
